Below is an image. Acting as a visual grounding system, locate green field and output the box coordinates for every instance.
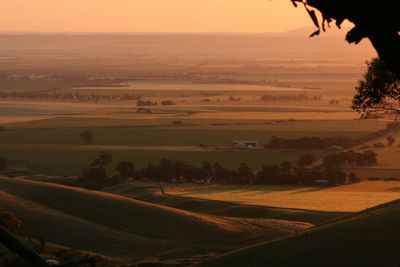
[0,119,387,176]
[0,144,328,176]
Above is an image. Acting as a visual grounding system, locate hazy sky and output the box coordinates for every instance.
[0,0,315,33]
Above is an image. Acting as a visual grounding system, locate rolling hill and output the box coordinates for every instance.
[195,199,400,267]
[0,177,309,264]
[105,182,346,225]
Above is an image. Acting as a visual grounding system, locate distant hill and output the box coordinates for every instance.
[196,199,400,267]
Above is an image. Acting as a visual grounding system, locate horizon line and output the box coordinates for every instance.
[0,26,347,35]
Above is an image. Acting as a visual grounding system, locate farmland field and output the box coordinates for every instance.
[1,33,399,266]
[164,181,400,212]
[0,119,388,176]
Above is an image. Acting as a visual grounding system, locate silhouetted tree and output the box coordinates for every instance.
[291,0,400,78]
[91,151,112,167]
[79,151,113,189]
[114,161,135,182]
[0,205,21,235]
[79,166,108,189]
[201,161,214,181]
[279,161,293,184]
[348,172,359,184]
[353,58,400,116]
[297,154,316,167]
[237,163,255,184]
[387,136,396,146]
[79,130,94,144]
[256,164,281,185]
[325,166,347,185]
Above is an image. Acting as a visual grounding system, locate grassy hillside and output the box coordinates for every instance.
[105,182,346,225]
[0,177,309,263]
[195,199,400,267]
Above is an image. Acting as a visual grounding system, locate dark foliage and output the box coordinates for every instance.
[291,0,400,78]
[136,100,157,106]
[387,136,396,146]
[265,136,355,150]
[78,151,113,189]
[113,161,135,183]
[260,94,322,102]
[297,154,316,167]
[322,150,377,168]
[79,130,94,145]
[79,152,371,188]
[265,122,400,150]
[91,151,112,167]
[0,206,21,235]
[0,91,139,103]
[161,100,176,106]
[352,58,400,116]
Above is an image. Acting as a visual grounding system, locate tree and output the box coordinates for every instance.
[352,58,400,116]
[279,161,293,184]
[114,161,135,182]
[387,136,396,147]
[291,0,400,78]
[256,164,280,185]
[79,151,113,189]
[325,166,347,185]
[91,151,112,167]
[348,172,359,184]
[79,130,94,144]
[79,166,108,189]
[297,154,316,168]
[201,161,214,181]
[237,163,255,184]
[0,205,21,235]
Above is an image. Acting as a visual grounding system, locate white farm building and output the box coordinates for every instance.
[232,141,258,150]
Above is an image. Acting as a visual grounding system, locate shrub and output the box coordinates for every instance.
[373,143,385,148]
[161,100,176,106]
[0,205,22,234]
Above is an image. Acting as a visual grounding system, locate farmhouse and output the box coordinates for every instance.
[232,141,258,150]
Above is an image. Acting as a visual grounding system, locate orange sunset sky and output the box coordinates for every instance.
[0,0,317,33]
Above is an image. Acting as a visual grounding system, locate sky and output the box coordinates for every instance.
[0,0,314,33]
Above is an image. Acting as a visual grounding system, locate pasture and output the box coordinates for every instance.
[0,119,386,176]
[164,181,400,212]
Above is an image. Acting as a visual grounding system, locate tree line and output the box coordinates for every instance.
[260,94,322,102]
[0,91,140,103]
[77,150,377,190]
[265,136,356,150]
[265,122,400,150]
